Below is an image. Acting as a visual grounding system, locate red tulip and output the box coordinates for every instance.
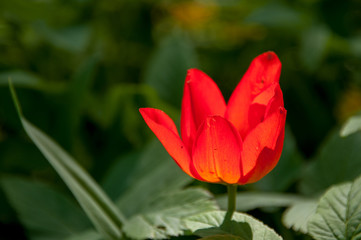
[140,51,286,185]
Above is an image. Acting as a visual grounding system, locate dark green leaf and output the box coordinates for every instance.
[300,129,361,195]
[217,192,306,212]
[1,177,91,240]
[144,30,198,107]
[9,82,124,240]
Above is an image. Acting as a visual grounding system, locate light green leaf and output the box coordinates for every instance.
[217,192,306,212]
[64,230,103,240]
[144,30,198,107]
[340,112,361,137]
[123,188,219,240]
[114,140,193,218]
[184,210,282,240]
[300,128,361,195]
[282,200,317,234]
[308,175,361,240]
[1,177,91,240]
[9,82,124,240]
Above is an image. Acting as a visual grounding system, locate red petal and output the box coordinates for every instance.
[225,51,281,138]
[139,108,199,179]
[181,69,226,151]
[239,106,286,184]
[192,116,243,184]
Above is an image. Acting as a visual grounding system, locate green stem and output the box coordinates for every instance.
[222,184,237,225]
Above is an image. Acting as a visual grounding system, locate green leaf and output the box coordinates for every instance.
[282,200,317,234]
[300,129,361,195]
[144,30,198,107]
[184,210,282,240]
[1,177,91,240]
[9,82,124,240]
[217,192,306,212]
[114,140,193,218]
[64,230,103,240]
[123,188,219,240]
[340,112,361,137]
[0,70,66,92]
[245,3,301,29]
[300,25,330,72]
[308,175,361,240]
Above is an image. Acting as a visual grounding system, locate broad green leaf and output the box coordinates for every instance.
[300,129,361,195]
[308,175,361,240]
[1,177,91,240]
[9,83,124,240]
[252,126,303,192]
[184,210,282,240]
[282,200,317,234]
[217,192,306,212]
[114,140,193,218]
[340,112,361,137]
[123,188,219,240]
[144,30,198,107]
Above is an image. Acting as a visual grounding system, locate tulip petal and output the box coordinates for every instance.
[139,108,199,179]
[181,69,226,151]
[226,51,281,138]
[192,116,243,184]
[239,105,286,184]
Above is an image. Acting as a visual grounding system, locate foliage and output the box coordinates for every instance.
[1,0,361,239]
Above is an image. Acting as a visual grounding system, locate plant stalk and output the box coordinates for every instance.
[223,184,237,225]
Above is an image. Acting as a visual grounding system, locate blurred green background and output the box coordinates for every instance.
[1,0,361,239]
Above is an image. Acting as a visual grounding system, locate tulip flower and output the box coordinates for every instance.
[140,51,286,186]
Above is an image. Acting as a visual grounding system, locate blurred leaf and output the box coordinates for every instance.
[34,23,91,52]
[123,188,218,240]
[0,0,76,24]
[0,70,66,92]
[245,3,301,29]
[282,200,317,234]
[217,192,306,212]
[184,211,282,240]
[300,25,331,72]
[64,230,103,240]
[144,30,198,107]
[1,177,91,240]
[308,175,361,239]
[253,126,303,192]
[114,140,193,217]
[56,54,98,150]
[9,83,124,240]
[300,129,361,195]
[340,112,361,137]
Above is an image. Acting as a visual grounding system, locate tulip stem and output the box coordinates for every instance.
[223,184,237,225]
